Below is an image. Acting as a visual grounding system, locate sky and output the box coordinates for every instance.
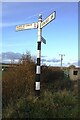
[1,2,79,66]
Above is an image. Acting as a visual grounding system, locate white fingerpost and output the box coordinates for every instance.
[16,11,56,97]
[35,14,42,96]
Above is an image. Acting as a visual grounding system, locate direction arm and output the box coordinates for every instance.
[16,22,38,31]
[41,11,56,28]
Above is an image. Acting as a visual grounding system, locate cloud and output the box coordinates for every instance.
[2,59,19,64]
[46,58,60,63]
[41,59,46,62]
[71,60,80,67]
[63,59,80,67]
[1,52,79,67]
[1,52,22,60]
[41,56,47,58]
[0,52,22,63]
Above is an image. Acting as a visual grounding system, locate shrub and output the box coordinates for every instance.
[2,52,35,108]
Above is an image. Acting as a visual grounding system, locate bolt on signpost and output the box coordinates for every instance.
[16,11,56,97]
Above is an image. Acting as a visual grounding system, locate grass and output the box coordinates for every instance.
[2,89,79,118]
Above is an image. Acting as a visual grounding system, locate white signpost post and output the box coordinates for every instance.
[16,11,56,97]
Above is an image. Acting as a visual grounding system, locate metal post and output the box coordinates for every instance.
[35,14,42,97]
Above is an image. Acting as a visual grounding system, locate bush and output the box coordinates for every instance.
[2,52,35,108]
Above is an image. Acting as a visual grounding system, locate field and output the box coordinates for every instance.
[2,53,79,119]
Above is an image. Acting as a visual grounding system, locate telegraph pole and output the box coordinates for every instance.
[59,54,65,69]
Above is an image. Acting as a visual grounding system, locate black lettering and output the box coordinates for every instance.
[51,14,53,19]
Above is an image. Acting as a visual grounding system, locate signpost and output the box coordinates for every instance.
[16,11,56,97]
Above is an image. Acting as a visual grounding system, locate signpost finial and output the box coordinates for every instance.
[39,14,42,19]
